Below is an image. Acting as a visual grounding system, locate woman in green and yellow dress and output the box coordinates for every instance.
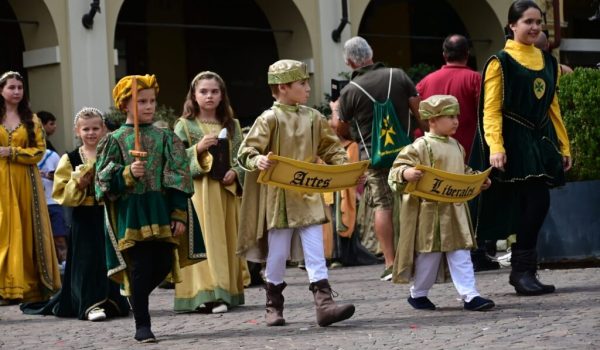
[0,71,61,305]
[174,71,247,314]
[470,0,572,296]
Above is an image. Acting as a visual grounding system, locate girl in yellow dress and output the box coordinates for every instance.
[174,71,247,314]
[0,71,61,304]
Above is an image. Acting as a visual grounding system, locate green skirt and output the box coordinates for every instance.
[21,205,129,320]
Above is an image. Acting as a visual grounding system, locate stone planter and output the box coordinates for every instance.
[538,180,600,264]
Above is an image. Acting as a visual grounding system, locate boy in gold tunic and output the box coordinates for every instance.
[238,60,355,327]
[388,95,495,311]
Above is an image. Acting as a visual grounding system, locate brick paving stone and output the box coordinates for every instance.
[0,265,598,349]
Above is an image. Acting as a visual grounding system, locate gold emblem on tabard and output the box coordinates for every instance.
[533,78,546,99]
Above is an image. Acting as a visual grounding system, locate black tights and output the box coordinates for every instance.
[514,179,550,251]
[127,241,173,328]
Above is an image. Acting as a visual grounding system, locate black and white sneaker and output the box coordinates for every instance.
[380,266,393,281]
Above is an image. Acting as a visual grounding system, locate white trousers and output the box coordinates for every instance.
[265,225,328,284]
[410,250,480,302]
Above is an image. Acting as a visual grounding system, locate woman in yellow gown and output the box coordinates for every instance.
[174,71,248,313]
[0,71,61,304]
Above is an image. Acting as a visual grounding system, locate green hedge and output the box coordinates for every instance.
[558,68,600,181]
[406,63,436,84]
[103,104,179,130]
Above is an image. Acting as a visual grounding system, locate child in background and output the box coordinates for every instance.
[238,59,355,327]
[37,147,68,266]
[328,101,380,268]
[22,107,129,321]
[38,110,58,153]
[388,95,495,311]
[38,110,69,263]
[96,75,194,342]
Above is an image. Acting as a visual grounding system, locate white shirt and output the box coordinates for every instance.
[37,149,60,205]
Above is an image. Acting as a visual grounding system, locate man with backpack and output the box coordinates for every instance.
[336,36,422,281]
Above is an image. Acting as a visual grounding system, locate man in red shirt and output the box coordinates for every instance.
[416,34,480,159]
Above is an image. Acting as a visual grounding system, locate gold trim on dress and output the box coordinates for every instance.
[104,205,128,280]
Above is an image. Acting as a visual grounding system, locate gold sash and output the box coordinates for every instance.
[258,154,369,193]
[405,165,492,203]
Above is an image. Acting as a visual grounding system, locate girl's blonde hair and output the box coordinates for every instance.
[74,107,105,146]
[74,107,104,127]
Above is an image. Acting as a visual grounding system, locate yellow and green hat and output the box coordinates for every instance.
[112,74,159,111]
[267,59,309,84]
[419,94,460,120]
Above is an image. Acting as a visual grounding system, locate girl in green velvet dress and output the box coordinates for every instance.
[21,107,129,321]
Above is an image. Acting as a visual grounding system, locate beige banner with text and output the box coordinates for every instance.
[404,165,492,203]
[258,155,370,193]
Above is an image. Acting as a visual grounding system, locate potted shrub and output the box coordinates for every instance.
[103,104,178,131]
[538,67,600,266]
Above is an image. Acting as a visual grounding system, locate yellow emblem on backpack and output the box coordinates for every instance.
[381,115,397,147]
[533,78,546,99]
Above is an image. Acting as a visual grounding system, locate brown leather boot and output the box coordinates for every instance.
[265,282,286,326]
[309,279,355,327]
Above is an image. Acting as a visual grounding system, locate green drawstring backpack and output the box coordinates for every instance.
[351,68,411,168]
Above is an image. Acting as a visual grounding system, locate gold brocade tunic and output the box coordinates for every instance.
[388,133,476,283]
[239,103,347,229]
[237,103,347,261]
[0,116,61,301]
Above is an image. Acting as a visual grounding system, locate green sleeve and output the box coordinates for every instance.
[174,119,212,178]
[168,188,188,223]
[95,134,130,201]
[162,130,194,195]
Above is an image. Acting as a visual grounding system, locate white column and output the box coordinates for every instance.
[317,0,353,97]
[66,1,112,120]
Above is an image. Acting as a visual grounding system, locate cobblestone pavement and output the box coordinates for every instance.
[1,264,599,349]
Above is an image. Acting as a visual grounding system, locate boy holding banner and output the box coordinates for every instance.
[388,95,495,311]
[237,59,355,327]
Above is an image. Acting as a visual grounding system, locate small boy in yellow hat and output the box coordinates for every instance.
[95,74,195,342]
[388,94,495,311]
[238,59,355,327]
